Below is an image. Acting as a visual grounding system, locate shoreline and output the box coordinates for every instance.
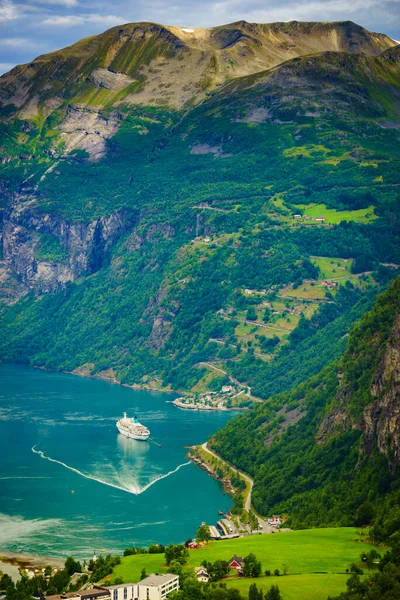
[186,443,239,498]
[0,552,64,581]
[2,362,256,406]
[2,361,183,396]
[187,442,255,514]
[0,551,64,568]
[172,399,248,412]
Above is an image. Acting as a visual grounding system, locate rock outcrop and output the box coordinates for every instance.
[363,313,400,465]
[317,294,400,467]
[59,107,121,160]
[3,194,138,294]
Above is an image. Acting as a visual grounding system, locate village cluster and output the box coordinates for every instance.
[293,214,325,222]
[172,386,245,411]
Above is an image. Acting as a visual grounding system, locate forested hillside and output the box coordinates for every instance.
[0,22,399,397]
[211,276,400,527]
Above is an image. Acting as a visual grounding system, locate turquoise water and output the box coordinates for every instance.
[0,364,234,558]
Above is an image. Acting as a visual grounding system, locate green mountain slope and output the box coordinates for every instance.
[211,276,400,526]
[0,24,399,397]
[0,20,395,114]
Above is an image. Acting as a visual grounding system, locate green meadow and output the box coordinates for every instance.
[297,203,377,224]
[112,528,374,600]
[310,257,353,280]
[279,284,327,300]
[224,573,354,600]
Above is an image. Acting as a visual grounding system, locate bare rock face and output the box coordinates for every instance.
[317,311,400,467]
[59,107,120,160]
[0,260,27,306]
[316,384,352,443]
[2,194,138,294]
[363,314,400,465]
[89,68,134,92]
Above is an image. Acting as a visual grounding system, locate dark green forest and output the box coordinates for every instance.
[1,49,400,395]
[211,277,400,527]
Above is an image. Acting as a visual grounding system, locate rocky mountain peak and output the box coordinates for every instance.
[0,19,397,117]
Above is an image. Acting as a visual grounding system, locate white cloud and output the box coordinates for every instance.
[0,37,42,48]
[150,0,400,31]
[208,0,379,23]
[41,12,125,26]
[33,0,79,6]
[0,62,16,74]
[0,0,17,21]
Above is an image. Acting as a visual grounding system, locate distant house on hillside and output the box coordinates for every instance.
[188,541,199,549]
[195,567,210,582]
[315,216,325,222]
[294,214,302,219]
[229,555,245,572]
[268,515,283,527]
[221,385,233,393]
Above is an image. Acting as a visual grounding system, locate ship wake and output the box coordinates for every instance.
[31,446,190,495]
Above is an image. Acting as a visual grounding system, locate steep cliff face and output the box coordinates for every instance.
[210,278,400,526]
[316,278,400,467]
[363,313,400,465]
[3,196,138,294]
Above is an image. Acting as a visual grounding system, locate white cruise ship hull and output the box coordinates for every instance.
[117,424,150,441]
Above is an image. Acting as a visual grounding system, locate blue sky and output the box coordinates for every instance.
[0,0,399,75]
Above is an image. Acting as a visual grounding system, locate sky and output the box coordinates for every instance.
[0,0,399,75]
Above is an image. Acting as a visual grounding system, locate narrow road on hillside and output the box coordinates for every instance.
[201,442,254,512]
[197,363,244,387]
[221,315,288,333]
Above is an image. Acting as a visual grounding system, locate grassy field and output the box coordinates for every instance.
[112,528,374,590]
[310,257,353,280]
[224,573,353,600]
[296,203,376,224]
[279,284,327,300]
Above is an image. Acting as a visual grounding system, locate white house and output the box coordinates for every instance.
[137,574,179,600]
[195,567,210,583]
[46,574,179,600]
[104,574,179,600]
[103,583,136,600]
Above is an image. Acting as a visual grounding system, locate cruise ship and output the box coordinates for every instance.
[116,413,150,441]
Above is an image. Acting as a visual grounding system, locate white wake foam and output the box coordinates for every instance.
[0,476,51,480]
[31,446,190,495]
[0,512,63,544]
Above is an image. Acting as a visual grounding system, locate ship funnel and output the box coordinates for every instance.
[123,412,127,419]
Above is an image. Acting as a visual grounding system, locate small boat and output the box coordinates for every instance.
[116,413,150,441]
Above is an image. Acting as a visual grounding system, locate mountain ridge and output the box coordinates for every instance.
[0,19,397,115]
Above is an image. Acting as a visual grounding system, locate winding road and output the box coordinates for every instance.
[201,442,254,512]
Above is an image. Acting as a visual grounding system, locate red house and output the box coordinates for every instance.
[188,541,199,549]
[229,555,245,572]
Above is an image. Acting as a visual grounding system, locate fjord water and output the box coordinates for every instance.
[0,364,233,558]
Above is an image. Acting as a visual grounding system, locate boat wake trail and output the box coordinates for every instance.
[31,446,190,495]
[138,461,191,494]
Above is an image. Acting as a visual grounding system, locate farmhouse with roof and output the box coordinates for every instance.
[195,567,210,582]
[229,555,245,572]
